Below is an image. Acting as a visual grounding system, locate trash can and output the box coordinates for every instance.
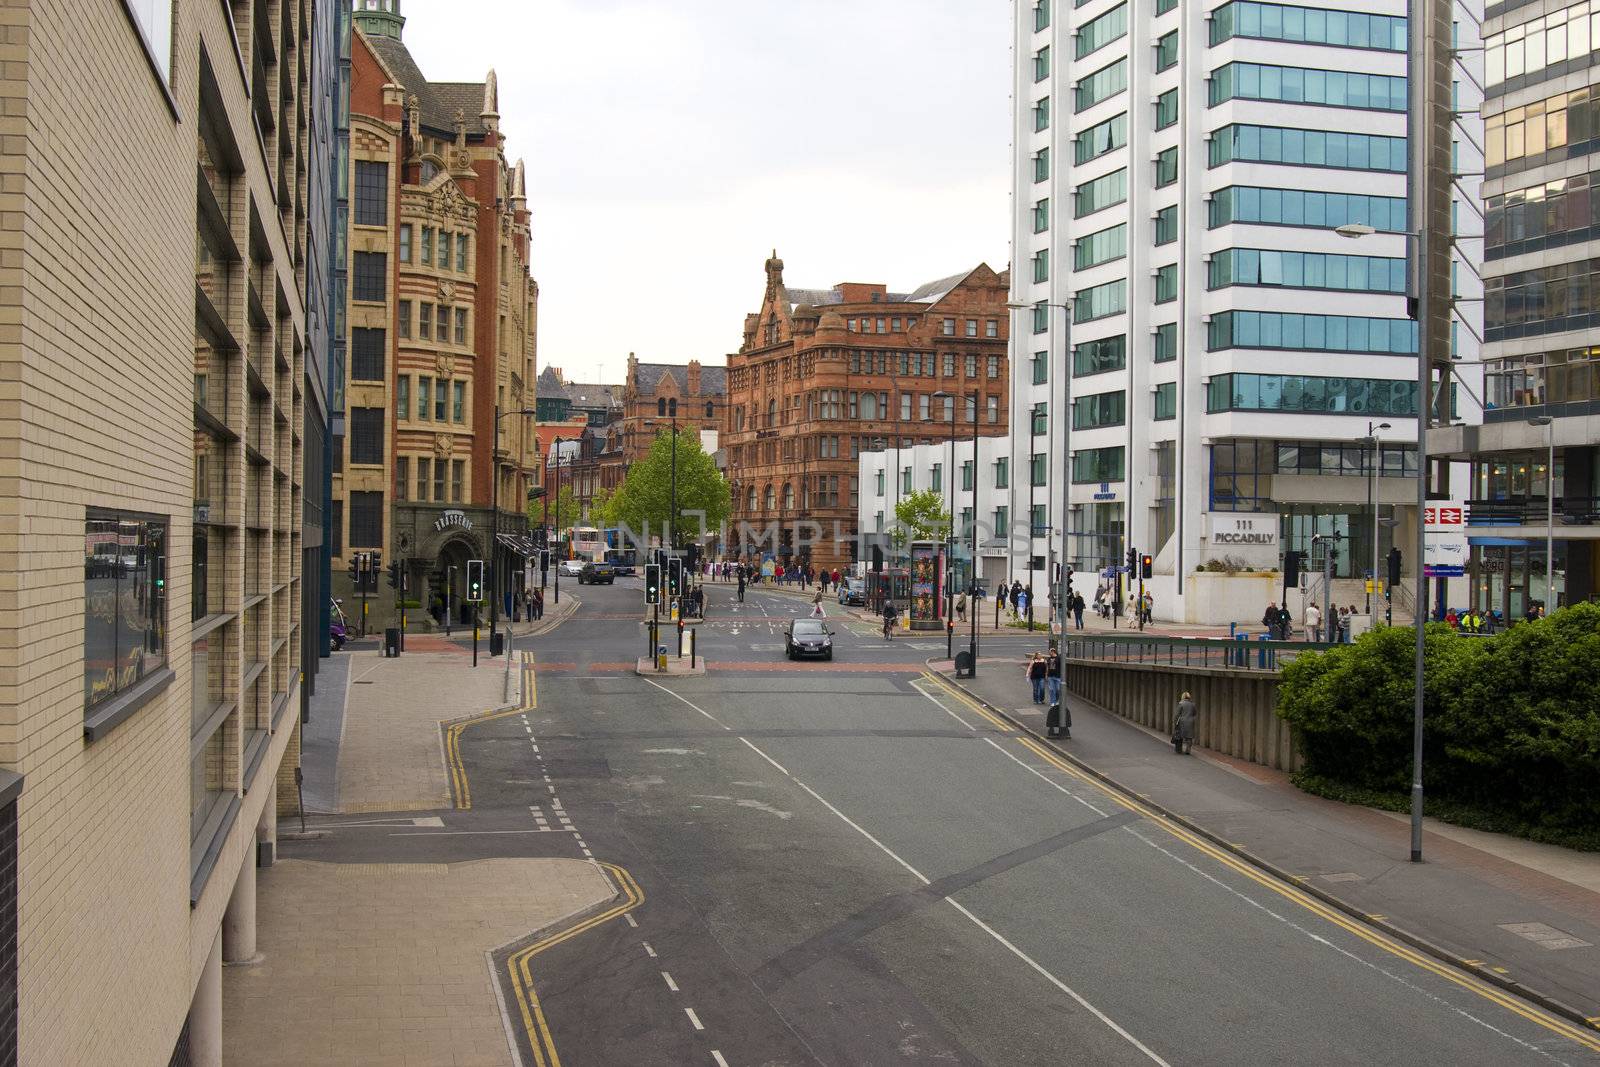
[954,650,974,678]
[384,627,401,658]
[1046,701,1071,739]
[490,632,505,657]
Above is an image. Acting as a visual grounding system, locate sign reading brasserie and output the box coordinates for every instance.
[434,509,473,532]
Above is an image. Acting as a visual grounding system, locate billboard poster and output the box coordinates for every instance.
[909,541,939,624]
[1424,501,1467,578]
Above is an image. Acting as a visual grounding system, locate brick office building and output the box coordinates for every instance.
[593,353,728,501]
[332,0,539,631]
[724,253,1011,571]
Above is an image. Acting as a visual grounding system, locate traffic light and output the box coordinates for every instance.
[347,554,360,586]
[667,556,683,597]
[644,563,661,604]
[1127,546,1139,573]
[1387,547,1402,588]
[1064,564,1074,591]
[686,543,701,573]
[466,559,484,603]
[368,551,381,594]
[387,560,400,589]
[1141,554,1153,579]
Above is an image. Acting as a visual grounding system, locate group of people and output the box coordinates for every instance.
[1024,645,1062,705]
[1296,602,1363,643]
[711,560,844,591]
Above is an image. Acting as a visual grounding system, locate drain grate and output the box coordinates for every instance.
[1498,922,1593,950]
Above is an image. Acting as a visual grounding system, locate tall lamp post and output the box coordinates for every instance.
[932,390,960,659]
[1007,297,1072,658]
[1364,420,1392,615]
[1529,415,1555,608]
[490,404,536,655]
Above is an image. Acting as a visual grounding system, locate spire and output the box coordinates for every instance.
[481,69,500,134]
[763,249,785,302]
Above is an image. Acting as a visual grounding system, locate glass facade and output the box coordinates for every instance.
[1074,278,1127,323]
[1074,334,1127,375]
[1484,86,1600,175]
[1208,123,1406,171]
[1208,62,1406,111]
[1485,2,1600,89]
[1208,0,1407,51]
[1208,310,1417,354]
[1072,446,1126,483]
[1077,2,1127,58]
[1208,248,1406,292]
[1076,58,1128,112]
[1074,390,1126,429]
[1484,257,1600,340]
[1075,167,1127,217]
[1208,185,1407,232]
[1075,112,1127,164]
[1075,222,1127,269]
[1485,170,1600,261]
[1206,373,1419,414]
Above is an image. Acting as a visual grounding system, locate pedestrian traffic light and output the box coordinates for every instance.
[466,559,484,603]
[667,556,683,596]
[644,563,661,604]
[347,554,360,585]
[387,560,400,589]
[1284,550,1302,587]
[368,552,381,594]
[1141,554,1153,579]
[1127,546,1139,573]
[1387,547,1402,588]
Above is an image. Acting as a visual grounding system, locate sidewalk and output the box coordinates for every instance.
[937,654,1600,1029]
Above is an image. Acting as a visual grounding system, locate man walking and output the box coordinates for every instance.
[1072,591,1085,630]
[736,566,746,603]
[1304,602,1322,642]
[532,588,544,621]
[1045,643,1062,706]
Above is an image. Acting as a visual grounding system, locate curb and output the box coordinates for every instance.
[928,660,1600,1037]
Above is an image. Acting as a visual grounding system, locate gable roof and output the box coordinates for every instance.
[364,35,487,137]
[564,382,622,410]
[535,366,569,402]
[633,363,728,397]
[780,267,981,310]
[904,268,976,304]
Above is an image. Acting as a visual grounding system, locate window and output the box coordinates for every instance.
[966,319,979,337]
[1035,96,1051,131]
[1205,311,1417,354]
[1031,452,1048,486]
[1031,505,1048,537]
[1035,0,1051,31]
[1154,322,1178,362]
[399,224,412,263]
[1157,0,1177,14]
[1075,335,1126,375]
[1485,86,1600,174]
[453,381,465,422]
[1155,206,1177,245]
[398,300,411,339]
[1209,1,1407,51]
[1208,248,1406,293]
[1075,113,1128,165]
[352,252,387,301]
[942,318,956,336]
[987,356,1001,378]
[877,317,887,333]
[421,227,434,265]
[435,304,449,342]
[962,460,975,491]
[349,491,384,547]
[706,401,715,419]
[83,513,167,712]
[919,394,931,421]
[1155,147,1178,187]
[354,161,388,226]
[416,458,430,501]
[350,408,384,464]
[1487,4,1600,88]
[1074,223,1127,270]
[454,307,468,345]
[1034,147,1051,183]
[419,302,433,340]
[986,320,998,338]
[433,458,446,502]
[1034,45,1051,82]
[1206,373,1419,414]
[1034,198,1050,232]
[1155,89,1177,130]
[931,464,942,492]
[1074,390,1126,429]
[1072,446,1126,483]
[1032,351,1049,385]
[396,456,409,502]
[452,460,464,503]
[1031,403,1048,436]
[1032,302,1049,334]
[123,0,173,82]
[1208,124,1406,173]
[876,470,886,496]
[1073,279,1126,323]
[1075,167,1127,217]
[351,327,385,381]
[456,234,469,272]
[943,353,957,377]
[417,376,431,420]
[1485,257,1600,340]
[1156,31,1178,71]
[993,506,1010,537]
[1155,264,1177,303]
[1208,62,1407,111]
[1155,382,1177,420]
[435,379,448,421]
[1486,170,1600,262]
[1077,3,1128,59]
[1076,58,1127,113]
[1209,185,1408,232]
[440,233,453,272]
[995,458,1010,488]
[1032,249,1050,283]
[397,377,409,420]
[987,395,1000,423]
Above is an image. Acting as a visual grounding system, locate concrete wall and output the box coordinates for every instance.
[1065,659,1301,772]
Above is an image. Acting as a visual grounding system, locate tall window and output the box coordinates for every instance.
[1035,97,1051,131]
[451,460,464,503]
[351,327,385,381]
[1032,351,1048,385]
[422,227,434,265]
[995,457,1010,488]
[434,379,447,421]
[397,377,409,421]
[399,224,412,263]
[1031,452,1048,486]
[1156,30,1178,71]
[456,234,469,272]
[83,513,167,711]
[419,303,433,339]
[416,458,431,501]
[1034,198,1050,232]
[1155,381,1177,420]
[454,307,468,345]
[350,408,384,465]
[417,376,431,420]
[398,300,411,339]
[453,381,465,422]
[1155,147,1178,187]
[352,252,387,301]
[349,492,384,547]
[1154,322,1178,362]
[353,161,388,226]
[1033,248,1049,283]
[396,456,409,501]
[1034,45,1051,82]
[1155,89,1177,130]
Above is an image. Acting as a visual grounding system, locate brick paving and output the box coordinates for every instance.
[223,857,614,1067]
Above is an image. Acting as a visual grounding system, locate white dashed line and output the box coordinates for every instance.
[623,913,638,929]
[661,971,679,992]
[685,1007,705,1031]
[548,785,556,794]
[641,940,656,957]
[524,725,533,733]
[712,1053,729,1067]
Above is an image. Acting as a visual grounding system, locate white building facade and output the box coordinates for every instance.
[1009,0,1484,622]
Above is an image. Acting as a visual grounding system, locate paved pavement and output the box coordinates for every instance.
[429,579,1600,1065]
[938,651,1600,1030]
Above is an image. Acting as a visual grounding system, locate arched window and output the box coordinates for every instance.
[668,397,678,417]
[747,487,758,511]
[782,483,795,509]
[705,401,714,419]
[763,485,775,510]
[657,397,666,416]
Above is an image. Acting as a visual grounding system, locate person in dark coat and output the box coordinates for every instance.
[1172,691,1197,754]
[1027,653,1048,704]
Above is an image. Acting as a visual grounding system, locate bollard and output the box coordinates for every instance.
[1233,632,1247,668]
[656,645,667,672]
[690,627,697,669]
[677,619,684,658]
[1229,621,1238,640]
[1257,633,1270,669]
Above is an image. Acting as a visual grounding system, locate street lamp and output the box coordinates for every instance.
[543,436,567,605]
[490,404,536,655]
[1365,421,1392,615]
[1529,416,1555,609]
[932,390,960,659]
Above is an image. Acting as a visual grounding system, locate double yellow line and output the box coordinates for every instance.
[1015,735,1600,1053]
[920,671,1014,733]
[445,652,539,810]
[507,862,645,1067]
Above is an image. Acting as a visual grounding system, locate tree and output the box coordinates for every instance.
[587,485,617,528]
[891,488,950,548]
[528,484,579,535]
[608,426,730,547]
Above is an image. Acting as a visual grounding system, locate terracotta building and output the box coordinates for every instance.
[594,353,728,499]
[724,253,1010,570]
[332,1,539,630]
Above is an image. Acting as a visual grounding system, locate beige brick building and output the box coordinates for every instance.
[0,0,320,1063]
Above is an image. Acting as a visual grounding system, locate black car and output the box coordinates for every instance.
[785,618,834,660]
[577,562,615,585]
[837,578,866,606]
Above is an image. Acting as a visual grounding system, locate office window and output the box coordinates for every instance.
[1031,403,1048,436]
[1208,186,1408,232]
[453,381,465,422]
[452,460,464,503]
[1035,96,1051,131]
[1155,264,1178,303]
[454,307,468,345]
[1485,86,1600,172]
[1034,45,1051,82]
[353,161,388,226]
[1074,334,1127,375]
[396,456,409,502]
[1074,390,1126,429]
[1075,167,1128,217]
[1155,206,1177,245]
[1157,0,1176,12]
[1208,248,1406,293]
[1077,3,1128,59]
[1030,302,1048,335]
[351,327,385,381]
[1208,124,1406,172]
[987,395,1000,423]
[1033,249,1050,283]
[1206,373,1418,415]
[418,302,433,340]
[1155,89,1177,130]
[398,300,411,339]
[1032,351,1049,385]
[1156,31,1178,71]
[434,379,447,421]
[1154,322,1178,362]
[349,491,384,548]
[1155,381,1177,420]
[1207,310,1417,354]
[995,458,1010,488]
[456,234,469,272]
[1073,278,1126,323]
[399,224,412,263]
[1155,147,1178,187]
[1031,504,1048,537]
[931,464,942,493]
[1209,62,1406,111]
[993,506,1010,537]
[396,377,409,420]
[350,408,384,464]
[435,304,449,342]
[1034,198,1050,232]
[1035,0,1051,31]
[1031,452,1048,486]
[1034,147,1051,183]
[421,226,434,265]
[418,376,432,420]
[1071,446,1126,483]
[1076,58,1128,113]
[876,470,885,496]
[962,461,975,491]
[1075,223,1127,270]
[1075,112,1127,165]
[416,458,430,501]
[352,252,386,301]
[1209,1,1407,51]
[83,513,166,711]
[1487,5,1600,88]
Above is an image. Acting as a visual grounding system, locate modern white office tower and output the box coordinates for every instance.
[1009,0,1483,623]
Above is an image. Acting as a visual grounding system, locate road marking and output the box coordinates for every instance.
[642,677,732,730]
[1013,736,1600,1055]
[910,678,977,732]
[642,941,657,957]
[918,672,1014,732]
[739,737,789,776]
[623,913,638,929]
[712,1052,730,1067]
[662,971,679,992]
[685,1007,705,1031]
[733,733,1165,1064]
[444,654,541,809]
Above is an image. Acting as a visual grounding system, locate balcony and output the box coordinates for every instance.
[1467,497,1600,528]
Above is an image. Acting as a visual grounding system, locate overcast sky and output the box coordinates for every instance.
[401,1,1012,383]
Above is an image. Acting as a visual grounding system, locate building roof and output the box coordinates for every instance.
[781,267,977,310]
[633,363,727,397]
[536,366,570,402]
[904,268,975,304]
[564,382,622,410]
[365,35,487,137]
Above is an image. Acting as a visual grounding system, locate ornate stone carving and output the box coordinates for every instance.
[435,352,453,377]
[433,434,452,457]
[437,279,455,304]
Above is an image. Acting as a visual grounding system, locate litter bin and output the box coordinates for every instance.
[490,632,505,657]
[384,627,401,658]
[1046,701,1071,739]
[954,650,974,678]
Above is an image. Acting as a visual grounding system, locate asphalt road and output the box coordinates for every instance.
[326,579,1600,1066]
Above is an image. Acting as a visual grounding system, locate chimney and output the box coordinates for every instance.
[686,360,702,396]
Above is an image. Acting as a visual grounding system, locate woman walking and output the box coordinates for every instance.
[1027,653,1048,704]
[811,587,826,618]
[1172,691,1197,755]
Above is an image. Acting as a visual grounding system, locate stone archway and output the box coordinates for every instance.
[429,533,480,627]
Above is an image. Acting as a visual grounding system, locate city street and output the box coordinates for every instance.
[417,579,1600,1067]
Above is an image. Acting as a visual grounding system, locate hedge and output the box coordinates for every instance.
[1277,603,1600,848]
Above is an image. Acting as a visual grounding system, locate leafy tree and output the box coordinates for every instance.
[528,484,579,535]
[608,426,730,547]
[891,488,950,548]
[586,485,616,527]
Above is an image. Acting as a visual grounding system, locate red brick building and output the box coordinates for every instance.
[594,353,727,495]
[724,253,1010,570]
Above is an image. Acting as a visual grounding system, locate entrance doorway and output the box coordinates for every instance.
[431,536,477,628]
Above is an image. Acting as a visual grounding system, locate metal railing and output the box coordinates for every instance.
[1063,632,1338,672]
[1466,496,1600,526]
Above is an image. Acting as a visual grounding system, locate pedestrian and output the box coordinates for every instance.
[832,568,841,590]
[736,568,746,603]
[532,588,544,620]
[1072,592,1085,630]
[811,587,825,618]
[1018,587,1030,621]
[1027,652,1048,704]
[1262,600,1278,637]
[1010,579,1023,613]
[1304,602,1322,642]
[1140,591,1154,626]
[956,591,967,622]
[1172,691,1197,755]
[1045,643,1062,706]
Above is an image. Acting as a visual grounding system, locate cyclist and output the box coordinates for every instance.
[882,598,897,641]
